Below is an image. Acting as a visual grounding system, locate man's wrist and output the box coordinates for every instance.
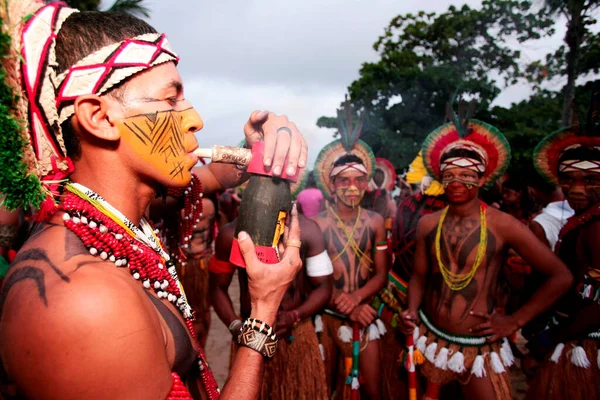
[250,302,278,326]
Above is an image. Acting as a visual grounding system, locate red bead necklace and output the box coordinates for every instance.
[167,174,204,265]
[60,185,220,399]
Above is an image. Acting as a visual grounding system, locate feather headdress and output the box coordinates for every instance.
[421,100,511,188]
[314,98,375,197]
[534,83,600,184]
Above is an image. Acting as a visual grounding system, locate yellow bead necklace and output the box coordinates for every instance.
[435,203,487,291]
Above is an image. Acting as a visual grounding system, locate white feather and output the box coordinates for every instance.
[425,342,438,363]
[416,336,428,354]
[447,350,466,373]
[550,343,565,364]
[490,352,506,373]
[319,343,325,361]
[338,325,353,343]
[368,323,381,341]
[500,339,515,367]
[351,377,360,390]
[471,354,487,378]
[434,347,449,370]
[570,346,591,368]
[314,315,324,333]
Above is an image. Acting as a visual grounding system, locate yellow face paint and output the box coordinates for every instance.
[117,108,202,185]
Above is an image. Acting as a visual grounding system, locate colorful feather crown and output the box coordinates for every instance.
[314,98,375,197]
[422,119,511,188]
[534,83,600,185]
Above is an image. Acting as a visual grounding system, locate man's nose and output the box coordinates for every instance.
[180,108,204,134]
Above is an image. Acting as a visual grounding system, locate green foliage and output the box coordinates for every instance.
[318,1,555,171]
[0,20,44,210]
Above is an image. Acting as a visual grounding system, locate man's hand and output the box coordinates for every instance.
[243,111,308,177]
[275,311,295,337]
[237,204,303,325]
[334,292,362,315]
[399,309,417,335]
[470,310,520,343]
[349,305,377,327]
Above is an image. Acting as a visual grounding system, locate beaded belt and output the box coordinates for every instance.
[419,309,489,346]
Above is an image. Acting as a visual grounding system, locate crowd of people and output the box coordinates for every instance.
[0,2,598,400]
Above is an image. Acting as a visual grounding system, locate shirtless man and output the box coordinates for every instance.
[209,215,333,399]
[313,153,388,399]
[399,119,572,400]
[0,3,307,399]
[526,104,600,400]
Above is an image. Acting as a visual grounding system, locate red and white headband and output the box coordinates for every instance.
[329,162,368,179]
[440,141,487,174]
[56,33,178,124]
[21,3,178,182]
[559,144,600,174]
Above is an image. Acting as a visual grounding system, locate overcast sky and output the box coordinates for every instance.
[133,0,568,168]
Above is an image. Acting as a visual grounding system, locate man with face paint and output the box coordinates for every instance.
[313,148,388,399]
[0,3,308,400]
[398,118,572,400]
[526,95,600,400]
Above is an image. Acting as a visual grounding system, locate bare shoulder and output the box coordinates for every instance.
[311,211,329,228]
[299,214,322,237]
[363,208,385,228]
[0,225,170,398]
[418,210,443,233]
[299,214,326,256]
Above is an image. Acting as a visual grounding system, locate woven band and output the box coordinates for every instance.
[56,33,178,124]
[238,324,278,359]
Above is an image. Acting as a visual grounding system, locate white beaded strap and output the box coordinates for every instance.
[588,331,600,339]
[419,309,488,346]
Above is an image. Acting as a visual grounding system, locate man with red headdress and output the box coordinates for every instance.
[526,88,600,400]
[398,111,572,400]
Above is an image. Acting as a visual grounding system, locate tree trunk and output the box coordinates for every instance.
[561,3,585,127]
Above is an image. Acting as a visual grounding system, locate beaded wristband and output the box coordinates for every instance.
[237,324,278,359]
[243,318,276,337]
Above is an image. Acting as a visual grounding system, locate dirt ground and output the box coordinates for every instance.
[203,270,529,397]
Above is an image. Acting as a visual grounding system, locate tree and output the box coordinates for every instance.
[318,1,555,170]
[527,0,600,126]
[63,0,150,18]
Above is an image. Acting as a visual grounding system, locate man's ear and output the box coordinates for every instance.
[72,95,121,141]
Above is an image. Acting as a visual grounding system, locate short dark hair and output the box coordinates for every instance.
[55,11,158,159]
[440,148,484,176]
[333,153,365,168]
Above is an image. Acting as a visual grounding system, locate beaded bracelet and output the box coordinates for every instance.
[237,320,278,359]
[243,318,276,337]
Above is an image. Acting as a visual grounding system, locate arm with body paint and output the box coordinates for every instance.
[548,220,600,344]
[275,218,333,335]
[398,214,432,335]
[471,212,573,342]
